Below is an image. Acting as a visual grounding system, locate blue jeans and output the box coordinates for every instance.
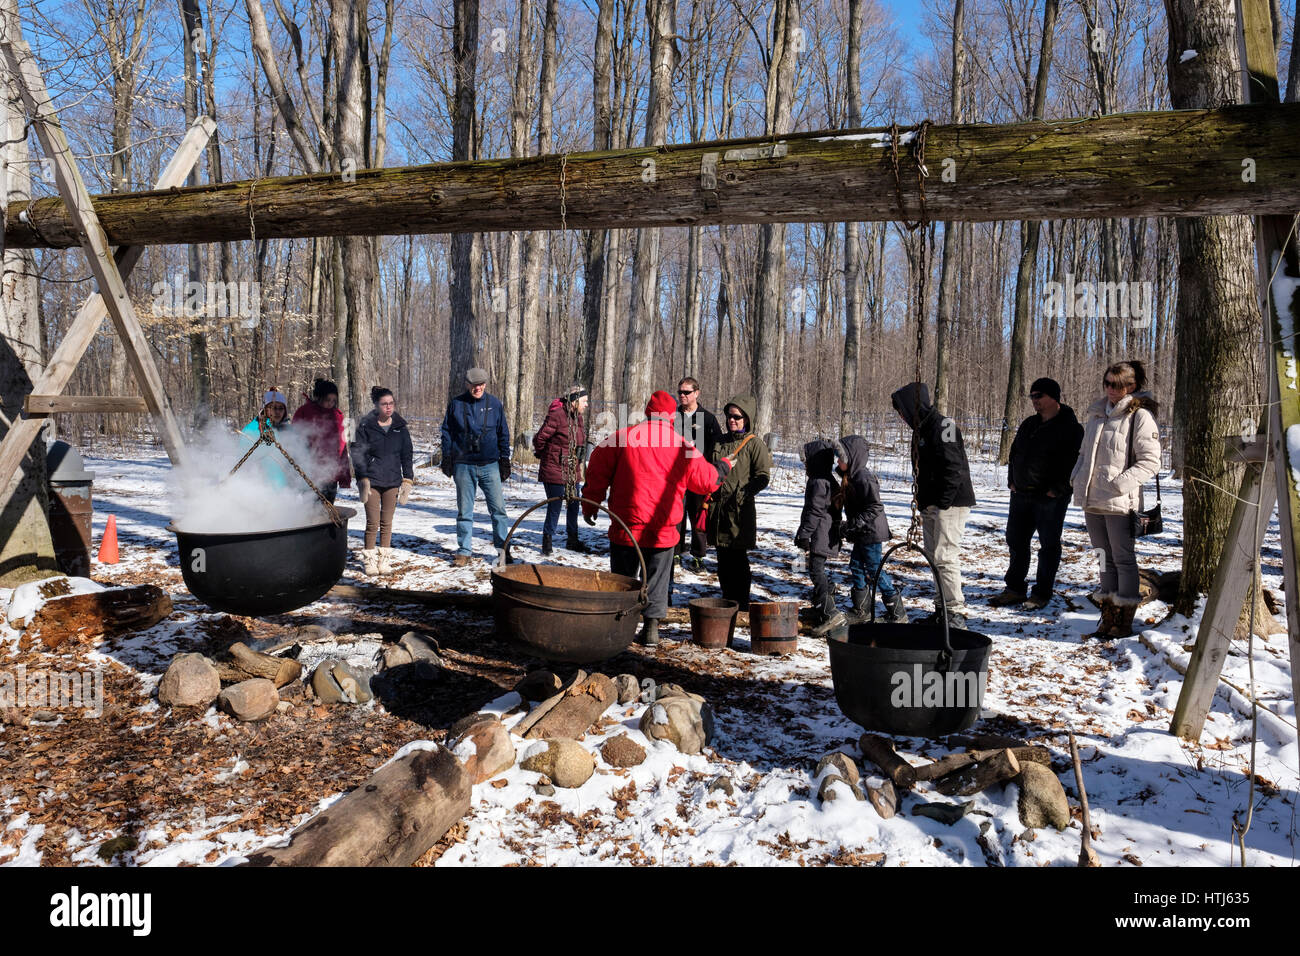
[454,461,511,554]
[542,482,579,538]
[849,539,895,599]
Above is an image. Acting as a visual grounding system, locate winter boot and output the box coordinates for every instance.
[811,610,848,638]
[637,618,661,647]
[1107,601,1139,639]
[1088,597,1119,639]
[361,549,379,577]
[377,547,393,575]
[566,532,591,554]
[884,592,909,624]
[988,588,1027,607]
[845,587,871,624]
[541,533,554,556]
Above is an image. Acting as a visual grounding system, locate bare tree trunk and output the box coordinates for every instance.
[577,0,615,394]
[933,0,965,416]
[518,0,558,445]
[448,0,480,398]
[503,1,535,444]
[622,0,675,407]
[1166,0,1263,612]
[0,21,57,584]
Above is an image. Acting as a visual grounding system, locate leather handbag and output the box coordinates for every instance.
[1125,415,1162,537]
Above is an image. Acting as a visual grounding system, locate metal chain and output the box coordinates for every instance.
[226,416,343,525]
[563,400,580,501]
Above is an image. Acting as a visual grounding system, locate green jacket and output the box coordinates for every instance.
[708,394,772,550]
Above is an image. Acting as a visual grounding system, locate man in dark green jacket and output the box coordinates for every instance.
[708,394,773,611]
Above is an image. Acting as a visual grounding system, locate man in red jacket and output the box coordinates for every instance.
[583,390,732,646]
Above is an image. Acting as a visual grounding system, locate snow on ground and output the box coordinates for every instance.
[2,438,1296,867]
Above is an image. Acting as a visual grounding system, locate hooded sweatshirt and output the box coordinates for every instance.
[1070,391,1161,515]
[890,382,976,510]
[834,434,891,544]
[709,394,773,550]
[795,439,842,558]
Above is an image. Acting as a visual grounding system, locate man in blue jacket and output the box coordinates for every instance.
[440,367,512,566]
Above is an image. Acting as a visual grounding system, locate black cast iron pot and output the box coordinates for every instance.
[827,541,993,737]
[168,507,355,617]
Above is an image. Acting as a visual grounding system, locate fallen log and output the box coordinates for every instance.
[1069,732,1101,868]
[327,583,491,610]
[219,641,303,688]
[914,745,1053,781]
[524,673,616,740]
[28,585,172,649]
[858,734,917,791]
[8,105,1300,249]
[934,748,1021,797]
[241,746,470,867]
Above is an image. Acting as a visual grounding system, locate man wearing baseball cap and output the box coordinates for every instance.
[440,367,513,567]
[989,376,1084,611]
[581,390,733,646]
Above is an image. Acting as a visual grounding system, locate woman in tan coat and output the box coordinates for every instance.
[1070,360,1161,638]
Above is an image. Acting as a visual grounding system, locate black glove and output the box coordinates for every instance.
[499,458,511,482]
[440,455,454,478]
[794,534,811,552]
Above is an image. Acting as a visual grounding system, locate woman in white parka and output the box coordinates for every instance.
[1070,360,1162,639]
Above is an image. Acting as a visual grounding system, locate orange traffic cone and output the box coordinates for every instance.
[97,514,119,564]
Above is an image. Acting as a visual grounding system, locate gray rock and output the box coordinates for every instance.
[218,678,279,721]
[158,653,220,708]
[818,775,865,803]
[312,660,373,705]
[655,682,703,702]
[448,715,515,784]
[294,624,336,644]
[1015,762,1070,830]
[816,751,860,786]
[910,799,974,826]
[515,669,563,701]
[520,739,595,789]
[398,631,441,659]
[535,777,556,797]
[600,734,646,768]
[613,674,640,704]
[639,695,714,755]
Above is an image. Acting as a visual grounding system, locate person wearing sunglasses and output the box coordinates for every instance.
[673,377,724,571]
[708,395,773,612]
[989,377,1084,611]
[1069,360,1161,638]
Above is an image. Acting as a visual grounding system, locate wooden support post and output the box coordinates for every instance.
[24,395,150,415]
[0,114,212,506]
[0,24,191,465]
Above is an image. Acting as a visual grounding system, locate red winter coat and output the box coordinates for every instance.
[532,399,586,485]
[582,416,727,548]
[292,398,352,487]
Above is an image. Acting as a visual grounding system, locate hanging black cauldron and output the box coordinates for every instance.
[168,507,355,616]
[828,541,992,737]
[491,498,647,663]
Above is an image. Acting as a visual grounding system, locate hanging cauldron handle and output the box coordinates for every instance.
[866,539,954,664]
[501,496,648,606]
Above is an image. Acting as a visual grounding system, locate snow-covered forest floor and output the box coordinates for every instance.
[1,439,1295,867]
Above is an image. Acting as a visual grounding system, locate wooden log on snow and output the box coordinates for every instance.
[28,585,172,649]
[7,104,1300,250]
[865,779,898,820]
[933,748,1022,797]
[523,672,616,740]
[914,745,1053,782]
[241,746,471,867]
[858,734,917,791]
[219,641,303,688]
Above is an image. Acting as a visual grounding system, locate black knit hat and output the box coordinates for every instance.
[1030,377,1061,402]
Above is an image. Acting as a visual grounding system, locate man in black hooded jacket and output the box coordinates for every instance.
[891,382,976,626]
[989,377,1084,610]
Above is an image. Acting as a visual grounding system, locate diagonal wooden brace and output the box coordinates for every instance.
[0,115,214,496]
[0,21,193,466]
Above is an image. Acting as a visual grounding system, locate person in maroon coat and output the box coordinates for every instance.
[532,386,591,555]
[291,378,352,502]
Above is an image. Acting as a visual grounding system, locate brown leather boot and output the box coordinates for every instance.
[1107,602,1139,638]
[1088,597,1118,639]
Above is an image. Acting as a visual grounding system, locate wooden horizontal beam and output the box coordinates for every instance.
[24,395,150,415]
[6,103,1300,249]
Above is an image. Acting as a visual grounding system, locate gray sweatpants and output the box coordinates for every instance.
[922,505,971,612]
[1084,512,1140,604]
[611,544,676,620]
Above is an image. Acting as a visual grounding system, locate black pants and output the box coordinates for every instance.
[1004,491,1070,599]
[611,544,676,620]
[675,491,708,558]
[716,546,752,611]
[809,553,835,621]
